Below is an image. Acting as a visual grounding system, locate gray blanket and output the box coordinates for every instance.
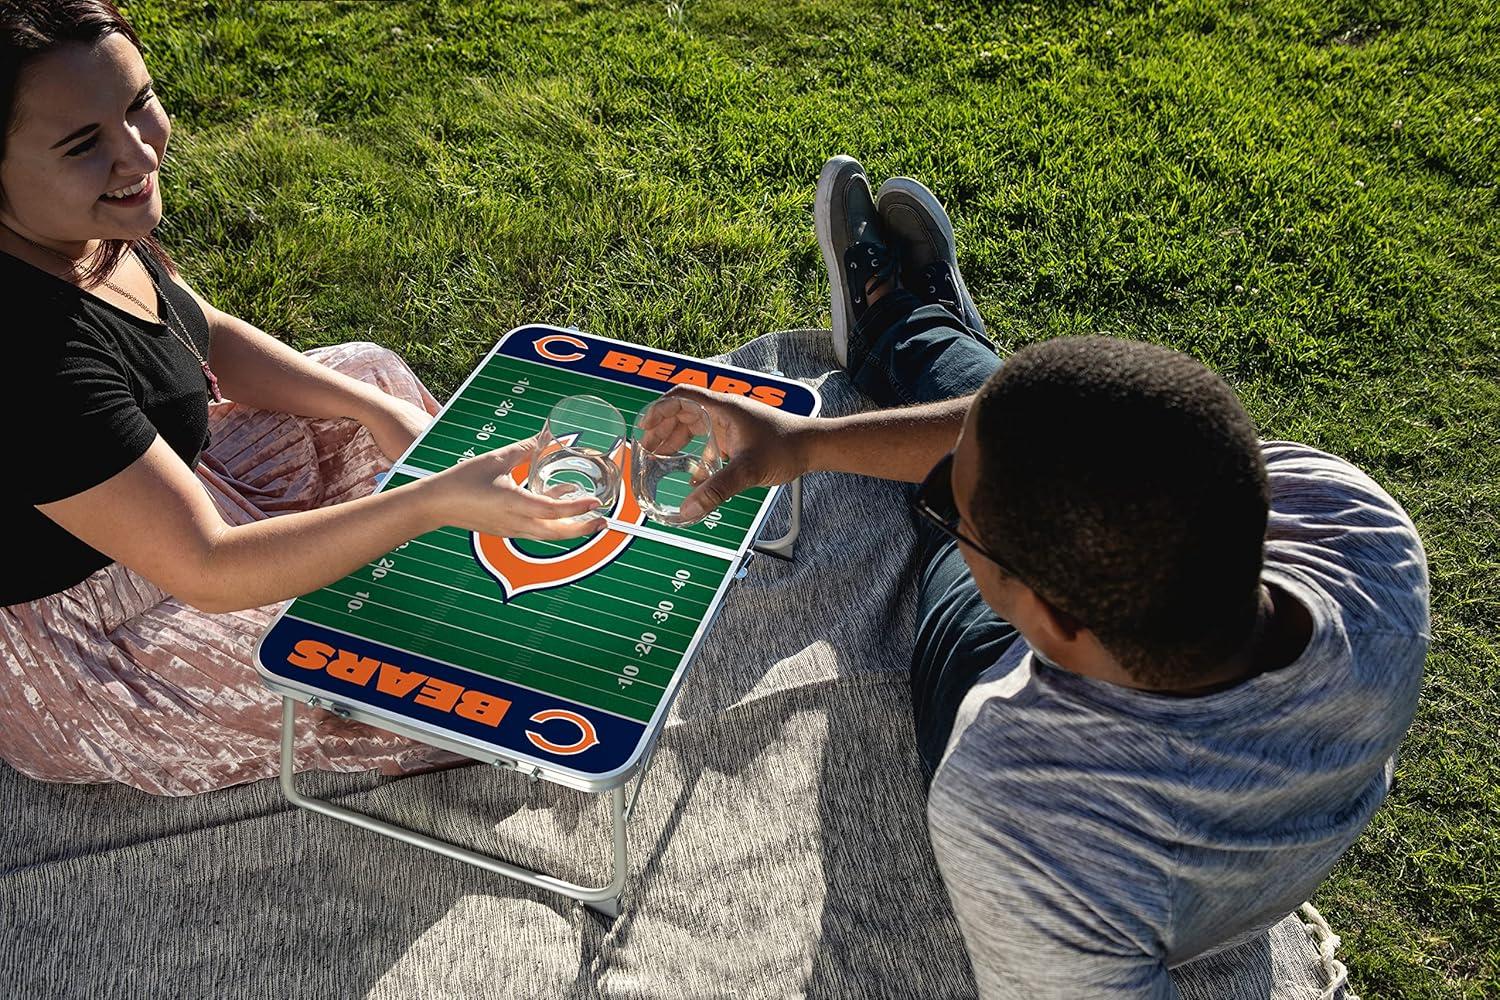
[0,329,1347,999]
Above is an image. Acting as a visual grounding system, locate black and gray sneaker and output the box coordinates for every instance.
[815,155,898,367]
[876,176,988,341]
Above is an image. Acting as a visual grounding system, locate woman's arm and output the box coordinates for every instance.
[182,281,431,461]
[37,435,600,613]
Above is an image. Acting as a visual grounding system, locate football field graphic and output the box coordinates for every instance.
[255,325,821,790]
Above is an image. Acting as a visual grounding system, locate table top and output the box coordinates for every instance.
[255,325,821,791]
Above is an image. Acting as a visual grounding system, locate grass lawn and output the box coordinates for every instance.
[123,0,1497,995]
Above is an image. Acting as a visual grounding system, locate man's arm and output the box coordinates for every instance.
[932,819,1175,1000]
[801,395,974,481]
[657,384,973,521]
[929,718,1176,1000]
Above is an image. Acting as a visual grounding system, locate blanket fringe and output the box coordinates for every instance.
[1298,902,1359,1000]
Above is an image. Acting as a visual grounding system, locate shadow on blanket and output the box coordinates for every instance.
[0,330,1346,999]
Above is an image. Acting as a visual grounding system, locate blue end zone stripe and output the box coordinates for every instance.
[498,325,820,417]
[260,617,646,776]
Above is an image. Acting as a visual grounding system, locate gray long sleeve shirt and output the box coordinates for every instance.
[928,442,1429,998]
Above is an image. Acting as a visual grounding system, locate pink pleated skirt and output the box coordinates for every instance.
[0,342,467,795]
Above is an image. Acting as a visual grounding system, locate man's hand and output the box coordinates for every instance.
[654,385,817,522]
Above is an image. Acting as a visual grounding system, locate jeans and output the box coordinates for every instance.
[847,290,1022,784]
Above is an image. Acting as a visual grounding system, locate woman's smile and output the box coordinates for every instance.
[99,171,154,207]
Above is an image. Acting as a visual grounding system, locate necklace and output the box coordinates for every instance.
[96,259,222,402]
[5,229,222,402]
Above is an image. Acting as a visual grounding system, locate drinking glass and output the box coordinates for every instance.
[630,397,725,526]
[527,394,626,507]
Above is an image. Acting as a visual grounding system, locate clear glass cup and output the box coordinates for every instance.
[630,396,725,526]
[527,394,626,507]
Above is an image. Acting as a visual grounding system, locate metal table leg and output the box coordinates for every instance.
[752,478,802,560]
[278,698,627,918]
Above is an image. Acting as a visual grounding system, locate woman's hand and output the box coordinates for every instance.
[423,434,606,540]
[360,395,436,464]
[651,385,818,521]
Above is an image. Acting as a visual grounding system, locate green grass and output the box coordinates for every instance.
[123,0,1497,994]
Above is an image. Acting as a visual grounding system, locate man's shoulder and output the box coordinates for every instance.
[1261,440,1430,641]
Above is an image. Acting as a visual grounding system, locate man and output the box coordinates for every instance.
[663,155,1428,997]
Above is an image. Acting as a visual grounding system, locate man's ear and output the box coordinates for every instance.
[1019,586,1085,645]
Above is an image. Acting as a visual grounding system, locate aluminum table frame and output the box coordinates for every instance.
[273,481,802,919]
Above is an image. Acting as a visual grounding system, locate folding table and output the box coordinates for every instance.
[255,324,821,916]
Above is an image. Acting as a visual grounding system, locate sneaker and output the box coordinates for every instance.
[876,176,987,340]
[815,155,898,366]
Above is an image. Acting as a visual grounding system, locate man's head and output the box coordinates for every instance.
[951,335,1269,689]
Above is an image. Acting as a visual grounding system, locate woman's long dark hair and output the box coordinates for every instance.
[1,0,174,282]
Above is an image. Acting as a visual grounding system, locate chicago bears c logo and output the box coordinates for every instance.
[525,709,601,755]
[533,334,588,363]
[471,435,647,601]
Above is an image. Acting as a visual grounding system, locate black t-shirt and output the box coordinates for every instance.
[1,248,213,605]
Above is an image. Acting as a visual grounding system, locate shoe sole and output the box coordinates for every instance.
[877,176,985,337]
[815,155,864,366]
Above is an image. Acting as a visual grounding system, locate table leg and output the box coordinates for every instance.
[277,697,627,918]
[752,477,802,560]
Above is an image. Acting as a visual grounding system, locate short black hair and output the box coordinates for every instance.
[970,336,1269,687]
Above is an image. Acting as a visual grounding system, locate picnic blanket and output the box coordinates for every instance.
[0,329,1350,999]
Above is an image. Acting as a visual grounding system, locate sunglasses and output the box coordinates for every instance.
[911,451,1016,573]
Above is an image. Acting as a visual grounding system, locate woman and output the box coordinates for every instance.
[0,0,600,794]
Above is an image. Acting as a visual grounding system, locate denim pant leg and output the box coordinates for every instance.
[908,528,1022,782]
[846,289,1000,409]
[847,291,1023,783]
